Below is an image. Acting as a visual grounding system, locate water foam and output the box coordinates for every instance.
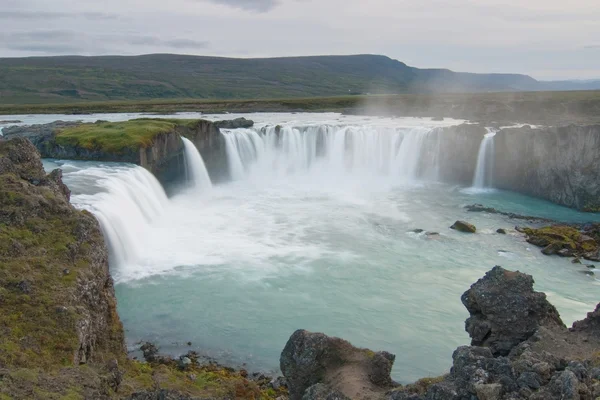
[222,125,437,182]
[182,137,213,192]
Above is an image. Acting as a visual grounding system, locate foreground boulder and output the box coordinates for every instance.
[461,266,564,356]
[450,221,476,233]
[281,329,395,400]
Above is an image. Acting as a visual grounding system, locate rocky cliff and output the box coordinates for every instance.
[493,124,600,211]
[427,123,600,211]
[1,117,253,187]
[281,266,600,400]
[0,137,126,397]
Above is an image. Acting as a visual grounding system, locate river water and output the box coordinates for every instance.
[14,112,597,382]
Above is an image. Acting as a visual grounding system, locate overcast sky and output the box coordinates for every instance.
[0,0,598,80]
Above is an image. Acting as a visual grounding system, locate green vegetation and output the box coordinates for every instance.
[2,90,599,126]
[55,118,198,154]
[523,225,598,255]
[0,54,552,105]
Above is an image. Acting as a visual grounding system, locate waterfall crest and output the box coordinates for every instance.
[472,128,497,189]
[222,125,437,181]
[182,137,213,192]
[70,166,169,268]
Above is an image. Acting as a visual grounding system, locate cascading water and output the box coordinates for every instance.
[472,128,497,189]
[67,165,169,269]
[43,113,599,385]
[182,137,213,192]
[222,125,436,181]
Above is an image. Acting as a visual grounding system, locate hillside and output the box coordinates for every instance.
[0,54,552,104]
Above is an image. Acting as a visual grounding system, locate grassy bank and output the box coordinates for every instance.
[55,119,198,153]
[2,91,600,125]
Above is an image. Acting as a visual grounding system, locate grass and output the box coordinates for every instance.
[55,118,198,154]
[1,91,599,125]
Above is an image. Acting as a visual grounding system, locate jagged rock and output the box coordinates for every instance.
[549,370,580,400]
[280,329,395,400]
[213,117,254,129]
[270,376,287,390]
[461,266,564,356]
[450,346,516,398]
[474,383,503,400]
[140,342,160,362]
[302,384,351,400]
[450,220,476,233]
[570,303,600,336]
[517,371,541,390]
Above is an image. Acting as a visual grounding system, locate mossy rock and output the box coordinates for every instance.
[523,225,599,257]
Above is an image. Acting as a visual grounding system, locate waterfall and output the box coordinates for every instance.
[472,128,497,189]
[70,166,169,268]
[222,125,437,181]
[182,137,213,192]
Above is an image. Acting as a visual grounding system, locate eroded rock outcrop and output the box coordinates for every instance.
[493,124,600,211]
[461,266,564,356]
[281,330,396,400]
[0,137,126,367]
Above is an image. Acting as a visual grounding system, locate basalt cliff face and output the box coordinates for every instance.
[493,124,600,211]
[428,123,600,211]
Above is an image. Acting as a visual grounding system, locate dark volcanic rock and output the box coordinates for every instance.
[570,303,600,336]
[461,266,564,356]
[302,383,351,400]
[280,329,395,400]
[450,220,476,233]
[213,117,254,129]
[465,204,554,224]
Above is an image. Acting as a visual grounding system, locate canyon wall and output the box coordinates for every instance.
[493,125,600,211]
[427,123,600,211]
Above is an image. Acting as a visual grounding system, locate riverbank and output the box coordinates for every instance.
[1,90,600,126]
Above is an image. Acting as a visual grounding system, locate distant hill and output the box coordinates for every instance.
[0,54,595,104]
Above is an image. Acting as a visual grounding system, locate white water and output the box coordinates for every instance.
[472,128,497,189]
[182,137,213,192]
[60,163,169,268]
[222,125,435,182]
[36,113,600,383]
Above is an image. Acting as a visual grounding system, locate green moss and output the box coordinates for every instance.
[523,225,598,255]
[55,119,190,154]
[59,389,84,400]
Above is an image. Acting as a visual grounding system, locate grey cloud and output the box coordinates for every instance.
[126,36,209,49]
[128,36,162,46]
[585,45,600,49]
[0,10,117,20]
[164,39,209,49]
[6,30,76,41]
[6,43,86,54]
[1,30,88,54]
[205,0,280,12]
